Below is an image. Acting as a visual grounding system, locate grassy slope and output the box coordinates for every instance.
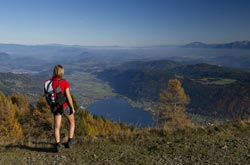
[1,121,250,164]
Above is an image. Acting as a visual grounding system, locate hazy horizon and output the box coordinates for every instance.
[0,40,249,48]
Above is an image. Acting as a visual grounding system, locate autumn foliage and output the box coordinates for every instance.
[0,92,125,144]
[0,92,23,143]
[154,79,193,130]
[75,110,122,137]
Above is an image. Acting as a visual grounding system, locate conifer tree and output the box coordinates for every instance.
[0,92,23,143]
[11,93,30,126]
[154,79,192,130]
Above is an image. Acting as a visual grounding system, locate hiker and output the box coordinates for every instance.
[44,64,75,152]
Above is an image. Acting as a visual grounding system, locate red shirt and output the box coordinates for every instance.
[51,77,70,108]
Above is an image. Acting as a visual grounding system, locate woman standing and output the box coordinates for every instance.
[45,64,75,152]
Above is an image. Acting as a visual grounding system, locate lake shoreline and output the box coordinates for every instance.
[87,96,154,127]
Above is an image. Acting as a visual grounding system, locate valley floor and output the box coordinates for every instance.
[1,122,250,164]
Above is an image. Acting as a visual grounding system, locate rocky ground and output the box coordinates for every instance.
[1,123,250,164]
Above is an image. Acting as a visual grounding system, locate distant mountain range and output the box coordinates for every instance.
[1,40,250,50]
[183,41,250,49]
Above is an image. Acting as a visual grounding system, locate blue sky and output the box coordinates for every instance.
[0,0,249,46]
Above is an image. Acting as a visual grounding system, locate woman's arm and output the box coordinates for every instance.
[65,88,75,114]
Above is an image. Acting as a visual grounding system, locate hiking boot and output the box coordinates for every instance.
[56,142,63,152]
[66,138,76,148]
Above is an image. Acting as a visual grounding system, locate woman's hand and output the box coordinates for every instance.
[71,107,75,115]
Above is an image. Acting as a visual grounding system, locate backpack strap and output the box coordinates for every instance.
[44,79,53,94]
[46,80,53,92]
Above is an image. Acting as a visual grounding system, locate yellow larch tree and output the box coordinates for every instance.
[154,79,193,130]
[0,92,23,143]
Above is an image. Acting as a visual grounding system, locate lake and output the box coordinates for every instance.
[88,97,154,127]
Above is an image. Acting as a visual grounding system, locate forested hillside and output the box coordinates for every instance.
[96,60,250,119]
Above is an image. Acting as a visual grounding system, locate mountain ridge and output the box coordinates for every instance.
[183,41,250,49]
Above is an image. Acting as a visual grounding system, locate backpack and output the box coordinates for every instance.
[44,79,66,111]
